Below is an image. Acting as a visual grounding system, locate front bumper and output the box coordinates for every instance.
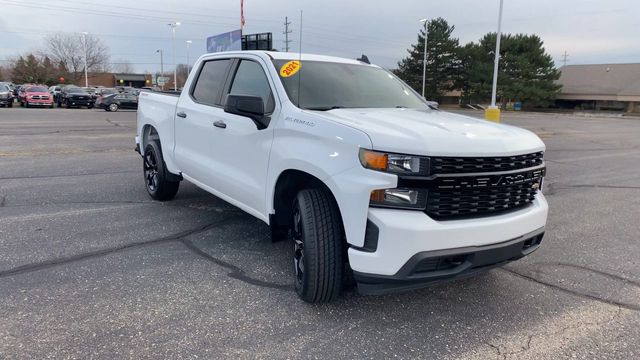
[26,100,53,105]
[0,98,13,105]
[66,98,94,106]
[354,227,544,295]
[348,194,548,294]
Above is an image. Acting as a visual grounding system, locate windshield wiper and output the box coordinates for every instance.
[304,106,344,111]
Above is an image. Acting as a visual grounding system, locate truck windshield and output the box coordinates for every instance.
[272,60,429,111]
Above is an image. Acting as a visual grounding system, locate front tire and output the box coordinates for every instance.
[291,188,344,303]
[143,141,180,201]
[108,103,119,112]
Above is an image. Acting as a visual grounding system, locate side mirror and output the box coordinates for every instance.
[224,94,269,130]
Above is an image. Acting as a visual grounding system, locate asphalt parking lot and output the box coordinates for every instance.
[0,106,639,359]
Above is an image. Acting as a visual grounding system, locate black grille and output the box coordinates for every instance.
[430,152,544,174]
[426,180,539,219]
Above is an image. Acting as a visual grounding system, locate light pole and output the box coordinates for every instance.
[186,40,192,73]
[486,0,504,122]
[81,32,88,88]
[419,18,428,98]
[156,49,164,90]
[168,21,181,91]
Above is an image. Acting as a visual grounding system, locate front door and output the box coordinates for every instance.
[206,58,278,218]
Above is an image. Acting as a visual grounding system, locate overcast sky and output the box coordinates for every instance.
[1,0,638,73]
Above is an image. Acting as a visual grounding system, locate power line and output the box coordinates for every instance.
[283,17,292,52]
[562,50,569,67]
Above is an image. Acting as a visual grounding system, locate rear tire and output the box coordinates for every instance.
[143,141,180,201]
[291,188,344,303]
[24,102,29,108]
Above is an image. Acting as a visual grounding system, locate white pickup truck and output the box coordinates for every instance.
[136,51,548,303]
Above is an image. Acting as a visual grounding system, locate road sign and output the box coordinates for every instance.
[157,77,170,85]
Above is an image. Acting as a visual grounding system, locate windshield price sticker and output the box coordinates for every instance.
[280,61,301,77]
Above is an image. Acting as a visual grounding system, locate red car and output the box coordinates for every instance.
[23,86,54,108]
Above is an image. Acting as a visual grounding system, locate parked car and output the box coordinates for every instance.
[22,86,54,108]
[16,84,36,105]
[0,84,14,107]
[136,51,548,303]
[99,93,138,111]
[49,85,63,103]
[94,88,118,108]
[58,85,95,108]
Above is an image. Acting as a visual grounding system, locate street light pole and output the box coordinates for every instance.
[419,18,428,98]
[186,40,192,73]
[156,49,164,90]
[168,22,181,91]
[486,0,504,122]
[81,32,88,88]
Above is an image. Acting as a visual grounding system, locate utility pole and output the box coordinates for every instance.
[562,51,569,67]
[168,21,181,91]
[419,18,428,98]
[81,32,88,88]
[156,49,164,90]
[485,0,504,123]
[283,16,292,52]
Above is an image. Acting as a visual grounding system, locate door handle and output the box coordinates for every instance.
[213,120,227,129]
[176,111,187,118]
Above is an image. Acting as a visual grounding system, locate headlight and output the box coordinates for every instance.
[370,188,428,210]
[359,149,430,176]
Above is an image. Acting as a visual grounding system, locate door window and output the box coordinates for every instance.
[191,59,231,106]
[229,60,275,113]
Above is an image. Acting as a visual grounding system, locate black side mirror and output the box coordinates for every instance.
[224,94,269,130]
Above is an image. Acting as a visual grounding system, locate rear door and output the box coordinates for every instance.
[173,57,233,186]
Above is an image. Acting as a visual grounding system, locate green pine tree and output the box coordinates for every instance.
[460,33,561,108]
[394,18,461,102]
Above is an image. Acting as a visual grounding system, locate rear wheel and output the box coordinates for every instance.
[143,141,180,201]
[291,188,344,303]
[24,101,29,108]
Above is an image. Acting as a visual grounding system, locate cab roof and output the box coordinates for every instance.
[205,50,377,67]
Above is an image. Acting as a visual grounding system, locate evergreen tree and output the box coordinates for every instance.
[394,18,461,102]
[460,33,561,107]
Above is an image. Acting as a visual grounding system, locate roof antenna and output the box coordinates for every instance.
[297,10,303,108]
[357,54,370,64]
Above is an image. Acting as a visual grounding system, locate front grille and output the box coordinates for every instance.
[426,180,539,219]
[395,152,545,220]
[430,152,544,174]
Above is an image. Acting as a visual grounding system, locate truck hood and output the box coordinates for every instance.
[315,108,545,156]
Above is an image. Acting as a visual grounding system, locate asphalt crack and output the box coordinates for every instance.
[181,239,291,291]
[0,214,291,292]
[105,118,133,129]
[0,170,138,181]
[499,267,640,311]
[485,306,623,360]
[0,216,242,279]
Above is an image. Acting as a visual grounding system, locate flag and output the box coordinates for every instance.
[240,0,245,28]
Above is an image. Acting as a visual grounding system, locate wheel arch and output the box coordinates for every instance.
[271,169,345,238]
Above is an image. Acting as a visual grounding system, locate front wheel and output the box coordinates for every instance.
[291,188,344,303]
[108,103,119,112]
[143,141,180,201]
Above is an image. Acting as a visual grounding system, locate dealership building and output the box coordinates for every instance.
[556,63,640,112]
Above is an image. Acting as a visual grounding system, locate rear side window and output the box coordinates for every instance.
[228,60,275,113]
[192,59,231,106]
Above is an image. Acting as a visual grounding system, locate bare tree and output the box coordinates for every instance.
[42,32,110,81]
[113,59,135,73]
